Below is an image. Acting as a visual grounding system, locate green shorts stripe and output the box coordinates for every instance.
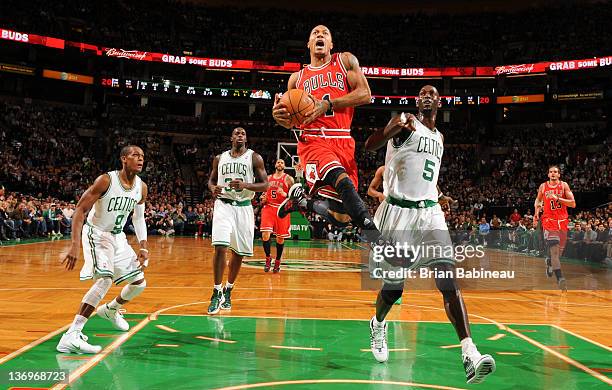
[229,247,253,257]
[212,241,230,247]
[379,203,391,231]
[115,269,144,285]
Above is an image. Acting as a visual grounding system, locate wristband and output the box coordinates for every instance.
[139,249,149,253]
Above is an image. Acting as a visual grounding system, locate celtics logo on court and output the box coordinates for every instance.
[243,259,366,272]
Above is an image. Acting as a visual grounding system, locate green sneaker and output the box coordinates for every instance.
[207,289,225,315]
[221,287,232,310]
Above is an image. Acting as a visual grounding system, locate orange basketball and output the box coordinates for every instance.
[279,89,315,127]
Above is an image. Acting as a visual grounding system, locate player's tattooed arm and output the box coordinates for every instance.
[281,175,295,197]
[557,182,576,208]
[303,52,371,124]
[365,113,416,151]
[208,155,223,198]
[272,72,299,129]
[61,174,111,270]
[335,52,372,109]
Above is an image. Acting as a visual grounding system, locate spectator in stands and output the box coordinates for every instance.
[604,220,612,264]
[172,205,186,236]
[0,201,12,240]
[509,209,521,224]
[43,204,58,236]
[478,218,490,245]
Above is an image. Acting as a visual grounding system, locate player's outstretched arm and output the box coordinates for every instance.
[272,73,299,129]
[62,174,111,270]
[207,155,222,198]
[365,113,416,151]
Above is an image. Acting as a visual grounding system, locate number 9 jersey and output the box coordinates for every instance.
[87,170,143,233]
[81,170,145,285]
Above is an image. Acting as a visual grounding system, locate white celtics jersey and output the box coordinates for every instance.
[217,149,255,202]
[87,171,143,233]
[384,118,443,201]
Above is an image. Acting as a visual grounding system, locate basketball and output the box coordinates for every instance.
[279,89,315,127]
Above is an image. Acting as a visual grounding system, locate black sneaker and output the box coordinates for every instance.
[207,289,225,315]
[277,183,306,218]
[545,257,553,277]
[221,287,232,310]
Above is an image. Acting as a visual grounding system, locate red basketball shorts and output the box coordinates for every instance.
[297,135,358,202]
[260,205,291,238]
[542,218,568,249]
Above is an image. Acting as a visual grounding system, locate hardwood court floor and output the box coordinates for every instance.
[0,237,610,389]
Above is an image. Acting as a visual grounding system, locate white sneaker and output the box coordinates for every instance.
[56,331,102,354]
[369,316,389,363]
[97,303,129,331]
[462,344,496,384]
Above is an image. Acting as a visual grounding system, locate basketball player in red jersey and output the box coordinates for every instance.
[260,159,294,273]
[533,165,576,291]
[272,25,384,246]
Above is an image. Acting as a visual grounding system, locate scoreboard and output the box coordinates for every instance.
[101,77,491,107]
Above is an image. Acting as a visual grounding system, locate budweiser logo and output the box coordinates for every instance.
[495,63,535,75]
[105,48,147,61]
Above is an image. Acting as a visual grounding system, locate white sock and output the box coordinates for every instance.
[372,315,385,326]
[68,314,88,333]
[107,299,122,310]
[461,337,476,354]
[214,284,223,292]
[225,282,234,289]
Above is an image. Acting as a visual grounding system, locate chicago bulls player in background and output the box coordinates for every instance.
[260,159,294,273]
[272,25,384,247]
[533,165,576,291]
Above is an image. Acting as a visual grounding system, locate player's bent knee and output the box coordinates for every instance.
[322,167,347,188]
[121,279,146,301]
[276,237,285,244]
[380,284,403,305]
[83,277,112,307]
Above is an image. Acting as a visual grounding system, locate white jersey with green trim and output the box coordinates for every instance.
[384,118,444,202]
[217,149,255,202]
[86,171,143,233]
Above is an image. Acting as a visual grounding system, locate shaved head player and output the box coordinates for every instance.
[272,25,388,252]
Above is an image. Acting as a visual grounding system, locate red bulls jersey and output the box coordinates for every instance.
[542,181,568,221]
[295,53,353,131]
[265,173,289,207]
